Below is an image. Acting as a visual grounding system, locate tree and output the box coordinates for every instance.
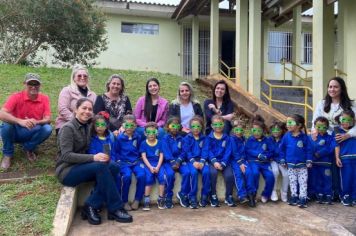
[0,0,108,66]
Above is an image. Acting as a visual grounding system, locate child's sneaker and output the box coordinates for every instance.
[142,196,150,211]
[224,195,236,207]
[124,202,132,211]
[131,200,140,210]
[288,196,298,206]
[298,198,307,208]
[341,195,352,206]
[189,198,198,209]
[248,194,256,208]
[210,194,220,207]
[352,200,356,206]
[239,196,249,205]
[281,191,288,203]
[316,193,324,204]
[323,195,333,205]
[176,192,189,208]
[157,196,166,210]
[261,195,268,203]
[199,195,208,207]
[165,197,174,209]
[271,190,278,202]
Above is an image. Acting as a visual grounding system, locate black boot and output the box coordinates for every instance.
[81,205,101,225]
[108,209,133,223]
[248,194,256,208]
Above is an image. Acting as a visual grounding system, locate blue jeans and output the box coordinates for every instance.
[1,122,52,157]
[62,161,123,212]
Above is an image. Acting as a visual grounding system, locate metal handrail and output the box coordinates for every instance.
[280,58,312,83]
[261,78,313,123]
[219,59,236,80]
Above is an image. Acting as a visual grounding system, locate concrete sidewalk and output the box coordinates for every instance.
[68,202,353,236]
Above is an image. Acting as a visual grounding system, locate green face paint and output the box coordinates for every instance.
[95,121,107,127]
[233,127,244,134]
[191,124,202,130]
[340,116,353,124]
[251,127,263,135]
[212,122,224,128]
[286,120,297,126]
[271,127,281,133]
[146,129,158,135]
[169,123,181,130]
[315,124,328,132]
[123,122,135,129]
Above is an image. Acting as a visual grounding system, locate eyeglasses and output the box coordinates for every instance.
[251,128,263,135]
[315,125,328,131]
[286,120,297,126]
[232,127,244,134]
[212,122,224,128]
[340,117,353,124]
[123,123,135,129]
[95,121,107,127]
[77,74,88,79]
[146,129,158,135]
[190,124,202,130]
[27,82,40,87]
[271,127,281,133]
[169,124,181,130]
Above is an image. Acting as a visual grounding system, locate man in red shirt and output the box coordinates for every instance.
[0,73,52,170]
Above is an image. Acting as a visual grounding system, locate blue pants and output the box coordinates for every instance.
[331,155,341,199]
[340,160,356,201]
[249,161,275,198]
[162,162,191,198]
[1,123,52,156]
[62,161,123,212]
[144,162,166,186]
[120,162,146,203]
[307,168,316,198]
[188,162,210,200]
[231,162,256,199]
[311,165,332,196]
[210,164,234,198]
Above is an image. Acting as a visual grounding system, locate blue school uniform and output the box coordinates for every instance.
[113,132,145,203]
[139,139,165,186]
[182,133,210,200]
[202,132,234,198]
[230,135,256,199]
[245,136,275,198]
[88,133,115,157]
[309,133,335,197]
[336,129,356,202]
[161,133,190,200]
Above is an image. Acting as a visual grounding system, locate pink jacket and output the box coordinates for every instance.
[134,96,169,127]
[55,86,97,129]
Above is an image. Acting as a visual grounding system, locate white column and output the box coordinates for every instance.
[235,0,248,89]
[248,0,262,97]
[344,0,356,94]
[292,5,302,85]
[192,16,199,80]
[337,0,345,72]
[210,0,219,75]
[312,0,334,109]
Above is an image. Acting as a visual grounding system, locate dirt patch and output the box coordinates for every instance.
[0,168,55,183]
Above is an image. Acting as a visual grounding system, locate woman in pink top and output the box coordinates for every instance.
[134,78,168,139]
[55,65,97,134]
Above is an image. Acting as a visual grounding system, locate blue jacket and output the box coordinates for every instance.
[113,132,141,164]
[161,133,184,166]
[267,136,284,163]
[230,135,246,165]
[337,128,356,163]
[309,133,335,166]
[202,132,232,168]
[245,136,274,163]
[182,133,206,164]
[89,134,115,158]
[139,139,162,164]
[279,131,313,168]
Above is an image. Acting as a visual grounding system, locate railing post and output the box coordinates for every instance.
[283,59,286,84]
[269,86,272,107]
[304,88,308,123]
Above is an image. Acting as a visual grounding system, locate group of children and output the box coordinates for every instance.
[87,110,356,211]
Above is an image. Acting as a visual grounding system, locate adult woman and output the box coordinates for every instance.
[93,74,132,133]
[169,82,203,134]
[56,98,132,225]
[312,76,356,201]
[204,80,234,134]
[55,65,97,134]
[134,78,168,138]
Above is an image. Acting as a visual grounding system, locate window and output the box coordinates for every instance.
[302,33,312,64]
[268,31,293,63]
[121,22,159,35]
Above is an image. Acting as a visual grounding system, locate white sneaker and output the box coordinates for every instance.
[281,191,288,202]
[271,190,278,202]
[261,196,268,203]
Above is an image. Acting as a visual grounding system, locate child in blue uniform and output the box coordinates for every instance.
[203,115,235,207]
[230,118,257,207]
[182,115,211,208]
[113,114,145,211]
[245,115,275,204]
[161,116,190,209]
[268,121,289,202]
[140,122,166,210]
[279,114,312,208]
[309,116,335,204]
[335,110,356,206]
